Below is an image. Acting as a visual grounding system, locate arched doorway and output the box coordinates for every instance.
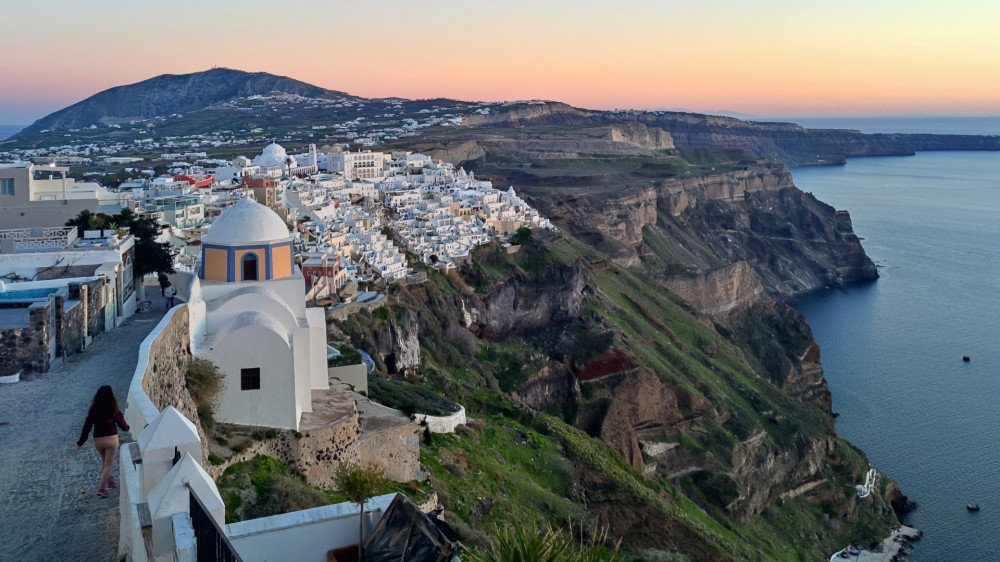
[242,253,259,281]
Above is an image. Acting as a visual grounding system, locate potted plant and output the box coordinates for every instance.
[0,365,21,384]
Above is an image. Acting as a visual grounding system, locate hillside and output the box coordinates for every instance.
[18,68,354,134]
[6,68,999,168]
[322,156,908,560]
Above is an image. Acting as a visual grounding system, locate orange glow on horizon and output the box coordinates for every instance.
[1,1,999,122]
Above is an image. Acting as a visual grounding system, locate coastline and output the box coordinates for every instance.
[829,526,922,562]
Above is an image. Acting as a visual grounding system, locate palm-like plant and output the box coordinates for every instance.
[466,521,620,562]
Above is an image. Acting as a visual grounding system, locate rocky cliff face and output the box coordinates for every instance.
[466,261,587,338]
[664,261,766,320]
[534,164,876,300]
[460,102,1000,166]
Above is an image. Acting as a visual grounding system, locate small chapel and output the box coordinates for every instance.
[193,196,328,430]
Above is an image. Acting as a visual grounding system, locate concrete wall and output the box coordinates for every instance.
[414,405,467,435]
[227,493,397,562]
[328,364,368,394]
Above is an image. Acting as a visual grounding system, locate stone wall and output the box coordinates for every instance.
[208,413,364,490]
[140,306,199,437]
[69,278,108,340]
[56,297,85,357]
[326,297,387,322]
[359,423,421,483]
[0,298,53,373]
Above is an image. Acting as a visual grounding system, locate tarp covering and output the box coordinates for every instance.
[363,494,461,562]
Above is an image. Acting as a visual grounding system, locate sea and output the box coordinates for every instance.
[0,125,24,141]
[790,118,1000,561]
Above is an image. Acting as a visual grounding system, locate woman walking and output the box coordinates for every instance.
[77,385,130,498]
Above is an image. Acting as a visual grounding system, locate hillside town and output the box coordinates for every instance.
[0,133,552,560]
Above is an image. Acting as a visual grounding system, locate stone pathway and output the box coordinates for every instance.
[0,283,168,561]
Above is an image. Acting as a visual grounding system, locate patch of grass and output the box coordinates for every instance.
[218,455,328,523]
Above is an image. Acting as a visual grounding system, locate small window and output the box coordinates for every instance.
[0,178,14,196]
[240,368,260,391]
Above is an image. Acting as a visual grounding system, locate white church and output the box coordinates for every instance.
[192,196,327,429]
[252,142,319,178]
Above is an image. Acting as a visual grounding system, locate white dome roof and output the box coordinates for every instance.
[262,142,287,159]
[254,142,296,168]
[203,197,290,245]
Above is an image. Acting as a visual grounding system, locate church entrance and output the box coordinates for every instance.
[242,253,259,281]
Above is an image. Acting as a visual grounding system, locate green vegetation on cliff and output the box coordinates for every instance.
[332,212,898,560]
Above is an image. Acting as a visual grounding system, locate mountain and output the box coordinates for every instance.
[20,68,353,133]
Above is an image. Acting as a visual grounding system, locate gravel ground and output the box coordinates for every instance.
[0,286,166,562]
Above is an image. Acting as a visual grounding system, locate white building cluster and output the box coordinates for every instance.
[286,149,552,276]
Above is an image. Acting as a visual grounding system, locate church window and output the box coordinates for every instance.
[241,368,261,390]
[242,253,259,281]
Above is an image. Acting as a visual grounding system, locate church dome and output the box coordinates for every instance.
[203,196,290,245]
[262,142,287,160]
[255,142,295,168]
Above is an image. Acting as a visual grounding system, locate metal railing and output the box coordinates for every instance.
[186,483,243,562]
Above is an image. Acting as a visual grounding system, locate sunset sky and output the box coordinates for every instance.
[2,0,998,124]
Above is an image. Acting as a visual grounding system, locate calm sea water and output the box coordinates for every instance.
[792,150,1000,561]
[0,125,24,140]
[781,116,1000,136]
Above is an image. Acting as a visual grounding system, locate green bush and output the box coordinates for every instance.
[368,374,459,416]
[186,358,224,430]
[328,344,363,368]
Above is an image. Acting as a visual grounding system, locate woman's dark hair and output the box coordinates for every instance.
[89,385,119,419]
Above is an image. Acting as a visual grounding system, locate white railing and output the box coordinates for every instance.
[0,226,78,253]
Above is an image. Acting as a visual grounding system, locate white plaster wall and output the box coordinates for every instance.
[227,494,396,562]
[306,308,328,390]
[0,248,124,280]
[414,405,467,434]
[199,275,307,318]
[292,325,313,416]
[203,324,298,429]
[118,444,149,562]
[206,290,299,335]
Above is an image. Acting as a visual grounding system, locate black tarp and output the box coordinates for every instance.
[363,494,462,562]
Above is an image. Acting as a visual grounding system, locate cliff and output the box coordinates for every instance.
[460,102,1000,166]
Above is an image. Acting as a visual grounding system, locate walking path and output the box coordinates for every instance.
[857,467,878,498]
[0,284,167,561]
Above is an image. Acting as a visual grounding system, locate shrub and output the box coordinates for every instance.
[328,344,363,368]
[250,475,328,518]
[186,358,224,430]
[368,374,459,416]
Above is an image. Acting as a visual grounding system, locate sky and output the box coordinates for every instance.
[1,0,998,124]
